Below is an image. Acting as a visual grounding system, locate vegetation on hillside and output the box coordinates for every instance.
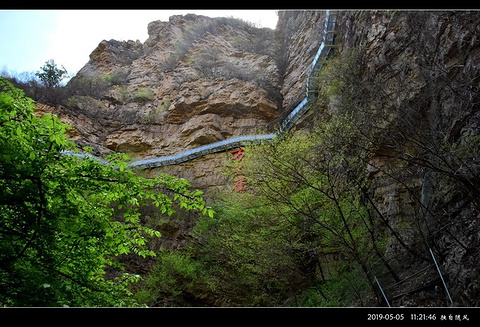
[1,11,479,307]
[0,78,212,306]
[132,44,480,306]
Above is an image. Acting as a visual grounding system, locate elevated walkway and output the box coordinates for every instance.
[65,11,338,169]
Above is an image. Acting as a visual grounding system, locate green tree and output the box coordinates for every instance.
[190,190,302,306]
[0,78,212,306]
[135,173,308,307]
[35,59,68,88]
[241,128,382,304]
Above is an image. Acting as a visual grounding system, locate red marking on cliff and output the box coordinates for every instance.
[230,148,246,192]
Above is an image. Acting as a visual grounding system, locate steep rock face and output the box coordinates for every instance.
[276,10,327,111]
[57,12,329,193]
[68,14,281,166]
[333,10,480,306]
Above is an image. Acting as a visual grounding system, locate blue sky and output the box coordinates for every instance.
[0,10,279,79]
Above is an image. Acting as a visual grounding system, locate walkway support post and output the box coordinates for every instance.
[429,248,453,306]
[375,276,391,307]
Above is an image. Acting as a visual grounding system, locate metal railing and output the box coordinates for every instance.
[129,134,277,169]
[278,10,337,133]
[64,11,338,169]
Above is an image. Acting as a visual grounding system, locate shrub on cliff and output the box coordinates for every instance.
[134,87,155,103]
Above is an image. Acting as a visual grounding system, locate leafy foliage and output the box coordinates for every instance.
[0,78,210,306]
[239,125,386,303]
[191,191,304,306]
[35,59,68,88]
[134,43,480,307]
[134,119,385,306]
[133,250,210,306]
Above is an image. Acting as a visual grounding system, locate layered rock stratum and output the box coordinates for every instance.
[43,12,331,193]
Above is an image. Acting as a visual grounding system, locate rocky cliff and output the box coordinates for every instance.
[34,10,480,307]
[276,10,327,110]
[58,14,284,193]
[46,12,329,194]
[331,10,480,306]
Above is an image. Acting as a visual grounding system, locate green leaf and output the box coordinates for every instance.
[208,209,215,218]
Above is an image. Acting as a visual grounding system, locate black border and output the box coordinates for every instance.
[1,307,480,325]
[2,1,480,10]
[1,3,480,322]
